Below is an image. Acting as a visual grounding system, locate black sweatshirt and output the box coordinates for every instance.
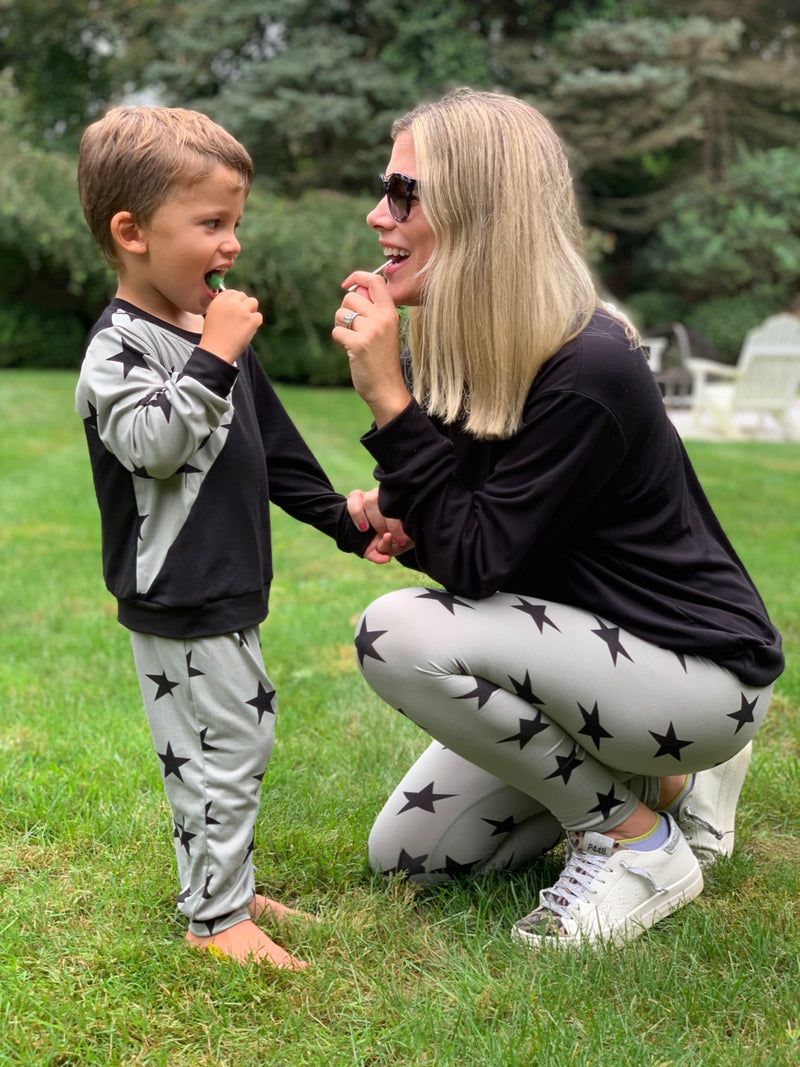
[76,299,371,638]
[362,309,783,687]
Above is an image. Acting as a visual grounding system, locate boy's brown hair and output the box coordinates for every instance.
[78,106,254,268]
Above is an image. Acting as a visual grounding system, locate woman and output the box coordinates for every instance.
[332,89,783,948]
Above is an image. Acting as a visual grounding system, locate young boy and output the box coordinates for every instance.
[75,106,381,968]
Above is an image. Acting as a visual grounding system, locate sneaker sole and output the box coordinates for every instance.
[511,862,704,949]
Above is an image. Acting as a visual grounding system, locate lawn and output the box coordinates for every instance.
[1,370,798,1067]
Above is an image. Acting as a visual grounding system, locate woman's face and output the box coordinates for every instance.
[367,132,435,307]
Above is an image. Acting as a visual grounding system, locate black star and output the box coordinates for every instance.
[433,854,481,878]
[544,745,584,785]
[355,618,387,666]
[511,599,560,633]
[383,849,428,877]
[246,681,276,724]
[176,821,196,855]
[107,341,148,379]
[398,781,457,814]
[186,651,204,678]
[454,673,498,709]
[202,874,213,899]
[649,721,693,760]
[136,389,172,421]
[85,401,99,433]
[674,652,688,672]
[202,912,233,935]
[242,833,255,864]
[177,462,201,479]
[236,631,250,648]
[199,727,217,751]
[177,886,192,904]
[204,801,220,826]
[587,785,625,820]
[482,814,516,836]
[591,618,634,665]
[497,710,548,749]
[728,693,759,734]
[415,589,475,614]
[158,741,191,781]
[508,670,544,705]
[146,671,179,700]
[577,701,613,750]
[132,465,151,479]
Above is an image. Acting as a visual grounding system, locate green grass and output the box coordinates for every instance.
[1,370,799,1067]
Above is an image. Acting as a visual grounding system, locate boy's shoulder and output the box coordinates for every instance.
[86,299,200,363]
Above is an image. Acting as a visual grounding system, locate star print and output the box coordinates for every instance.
[544,745,584,784]
[508,670,544,705]
[454,672,498,709]
[136,389,172,421]
[176,821,196,855]
[202,874,213,899]
[384,849,428,877]
[728,693,758,734]
[177,886,192,904]
[236,631,249,647]
[398,781,457,814]
[86,402,98,433]
[202,912,233,935]
[186,651,204,678]
[146,670,179,700]
[433,855,480,878]
[482,814,516,837]
[242,833,255,864]
[577,701,613,750]
[246,681,276,723]
[674,652,688,672]
[497,711,548,749]
[199,727,217,751]
[587,785,625,820]
[158,741,191,781]
[591,618,634,665]
[177,462,201,479]
[132,465,151,478]
[107,341,148,379]
[415,589,475,614]
[205,802,220,826]
[511,599,560,633]
[649,721,693,760]
[355,618,387,666]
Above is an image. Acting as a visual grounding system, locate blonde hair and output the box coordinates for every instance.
[78,106,253,268]
[393,89,598,439]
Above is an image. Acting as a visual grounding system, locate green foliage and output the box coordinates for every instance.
[641,146,800,311]
[683,294,780,362]
[0,298,86,369]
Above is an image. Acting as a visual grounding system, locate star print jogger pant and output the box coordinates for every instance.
[357,588,772,884]
[131,628,275,937]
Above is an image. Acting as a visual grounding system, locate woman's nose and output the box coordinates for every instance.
[367,196,394,232]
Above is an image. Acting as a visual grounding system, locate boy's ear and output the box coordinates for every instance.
[110,211,148,256]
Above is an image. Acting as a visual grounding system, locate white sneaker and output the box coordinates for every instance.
[676,742,753,867]
[512,814,703,948]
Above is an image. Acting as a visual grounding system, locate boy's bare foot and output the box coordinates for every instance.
[248,893,317,924]
[186,918,308,969]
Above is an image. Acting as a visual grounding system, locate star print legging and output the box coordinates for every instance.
[130,628,275,937]
[357,588,772,884]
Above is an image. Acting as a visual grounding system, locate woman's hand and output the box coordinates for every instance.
[332,271,411,427]
[350,487,414,564]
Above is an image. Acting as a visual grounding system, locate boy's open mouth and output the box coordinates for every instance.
[205,271,225,292]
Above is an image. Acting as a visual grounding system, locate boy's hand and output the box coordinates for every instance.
[349,488,414,564]
[201,289,263,364]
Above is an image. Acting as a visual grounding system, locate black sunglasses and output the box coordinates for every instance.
[380,172,418,222]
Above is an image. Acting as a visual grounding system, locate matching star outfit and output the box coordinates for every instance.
[354,309,783,894]
[76,299,370,937]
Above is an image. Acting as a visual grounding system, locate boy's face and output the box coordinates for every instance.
[119,163,247,327]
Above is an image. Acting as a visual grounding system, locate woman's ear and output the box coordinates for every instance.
[110,211,148,256]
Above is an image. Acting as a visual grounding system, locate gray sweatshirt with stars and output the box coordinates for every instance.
[76,299,370,639]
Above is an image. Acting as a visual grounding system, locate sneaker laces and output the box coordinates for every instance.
[538,840,611,919]
[681,804,726,841]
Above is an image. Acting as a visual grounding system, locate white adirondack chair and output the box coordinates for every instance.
[686,313,800,440]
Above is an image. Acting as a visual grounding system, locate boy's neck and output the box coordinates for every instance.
[115,279,205,333]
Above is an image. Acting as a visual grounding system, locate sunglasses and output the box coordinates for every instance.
[380,172,418,222]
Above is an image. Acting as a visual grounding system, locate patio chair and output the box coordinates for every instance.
[686,312,800,440]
